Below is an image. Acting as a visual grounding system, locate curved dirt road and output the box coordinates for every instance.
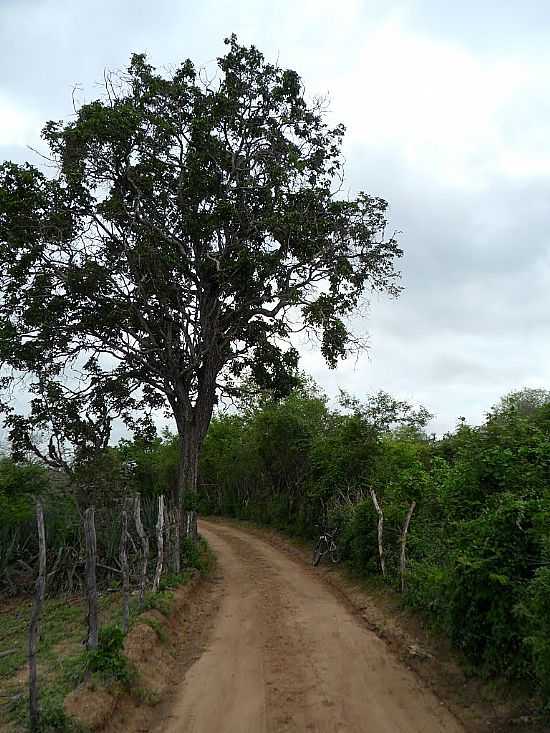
[157,520,464,733]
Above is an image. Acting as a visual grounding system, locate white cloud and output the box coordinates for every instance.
[327,19,550,189]
[0,94,40,149]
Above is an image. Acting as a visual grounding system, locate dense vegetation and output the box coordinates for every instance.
[189,383,549,704]
[0,438,180,597]
[2,381,550,707]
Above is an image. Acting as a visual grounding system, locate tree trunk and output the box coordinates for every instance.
[173,419,208,544]
[369,488,386,578]
[29,498,46,733]
[153,495,165,593]
[119,507,130,633]
[84,507,98,650]
[400,500,416,593]
[171,387,216,513]
[175,428,200,506]
[134,494,149,607]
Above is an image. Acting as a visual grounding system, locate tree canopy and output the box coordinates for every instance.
[0,36,402,504]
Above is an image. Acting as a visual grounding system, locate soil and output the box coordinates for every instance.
[81,519,546,733]
[148,520,464,732]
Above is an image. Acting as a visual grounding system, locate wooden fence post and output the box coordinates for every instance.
[184,510,197,542]
[369,488,386,577]
[84,507,98,650]
[119,506,130,633]
[134,494,149,606]
[172,505,181,575]
[400,500,416,592]
[153,495,165,593]
[29,498,46,733]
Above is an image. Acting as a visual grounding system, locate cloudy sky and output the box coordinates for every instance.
[1,0,549,435]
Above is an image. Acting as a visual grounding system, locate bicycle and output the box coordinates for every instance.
[312,525,341,566]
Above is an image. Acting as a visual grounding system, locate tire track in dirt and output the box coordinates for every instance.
[154,520,465,733]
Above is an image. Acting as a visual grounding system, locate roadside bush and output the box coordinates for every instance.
[86,625,134,685]
[143,590,174,617]
[195,384,550,707]
[518,567,550,701]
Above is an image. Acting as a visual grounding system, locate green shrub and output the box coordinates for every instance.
[143,590,174,617]
[86,625,133,685]
[518,567,550,701]
[182,537,209,573]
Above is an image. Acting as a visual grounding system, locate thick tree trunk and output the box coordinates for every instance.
[172,398,215,534]
[168,380,217,551]
[174,427,201,507]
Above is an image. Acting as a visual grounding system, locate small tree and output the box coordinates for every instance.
[0,36,402,511]
[1,371,149,509]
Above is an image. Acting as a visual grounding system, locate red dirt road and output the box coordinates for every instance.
[156,520,465,733]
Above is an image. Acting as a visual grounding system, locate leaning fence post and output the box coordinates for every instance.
[400,500,416,592]
[29,498,46,733]
[84,507,98,650]
[134,494,149,606]
[119,506,130,633]
[152,495,165,593]
[369,488,386,577]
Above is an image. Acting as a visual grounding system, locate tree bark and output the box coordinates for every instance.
[400,500,416,593]
[153,495,165,593]
[29,498,46,733]
[119,507,130,633]
[171,386,216,513]
[134,494,149,606]
[84,507,98,650]
[369,488,386,578]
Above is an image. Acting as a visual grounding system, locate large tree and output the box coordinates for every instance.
[0,36,402,510]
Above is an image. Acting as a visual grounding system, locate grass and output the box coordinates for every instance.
[0,592,134,731]
[0,537,212,731]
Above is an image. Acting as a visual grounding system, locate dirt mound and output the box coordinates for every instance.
[124,615,173,697]
[64,681,117,731]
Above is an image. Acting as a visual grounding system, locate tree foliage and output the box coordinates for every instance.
[184,384,550,703]
[0,36,402,505]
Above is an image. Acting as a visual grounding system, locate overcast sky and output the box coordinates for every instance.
[1,0,549,435]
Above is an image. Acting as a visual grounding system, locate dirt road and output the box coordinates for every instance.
[156,520,464,733]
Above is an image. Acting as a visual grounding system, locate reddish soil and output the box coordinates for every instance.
[152,520,465,732]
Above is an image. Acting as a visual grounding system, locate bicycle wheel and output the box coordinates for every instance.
[312,540,324,566]
[330,546,341,564]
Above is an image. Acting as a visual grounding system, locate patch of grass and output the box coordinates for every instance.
[133,685,161,706]
[142,590,174,617]
[182,537,212,574]
[5,651,88,732]
[0,592,133,732]
[158,571,191,591]
[0,537,213,730]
